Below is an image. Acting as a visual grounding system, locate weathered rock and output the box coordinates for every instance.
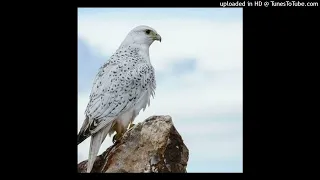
[78,115,189,173]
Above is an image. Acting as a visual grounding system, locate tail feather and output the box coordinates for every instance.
[78,116,90,145]
[86,123,112,173]
[77,133,89,145]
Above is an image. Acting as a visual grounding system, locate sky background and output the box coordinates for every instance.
[77,8,243,173]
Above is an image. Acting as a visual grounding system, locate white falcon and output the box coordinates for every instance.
[77,25,161,173]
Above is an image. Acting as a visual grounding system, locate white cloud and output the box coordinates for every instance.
[177,120,242,162]
[77,12,242,73]
[77,9,243,172]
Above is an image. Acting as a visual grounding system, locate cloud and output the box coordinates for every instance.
[169,58,197,75]
[78,38,106,92]
[77,9,242,73]
[77,8,243,172]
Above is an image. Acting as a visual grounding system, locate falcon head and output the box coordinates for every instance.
[122,25,162,47]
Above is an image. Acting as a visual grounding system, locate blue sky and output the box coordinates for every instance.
[78,8,243,173]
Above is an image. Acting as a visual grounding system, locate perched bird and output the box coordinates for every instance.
[77,25,161,173]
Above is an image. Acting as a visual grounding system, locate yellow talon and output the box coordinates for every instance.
[129,123,135,129]
[112,132,124,144]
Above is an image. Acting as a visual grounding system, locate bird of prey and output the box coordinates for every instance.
[77,25,161,173]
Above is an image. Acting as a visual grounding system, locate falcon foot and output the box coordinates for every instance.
[112,132,124,144]
[129,123,136,129]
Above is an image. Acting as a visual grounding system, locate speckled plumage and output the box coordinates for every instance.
[77,25,161,173]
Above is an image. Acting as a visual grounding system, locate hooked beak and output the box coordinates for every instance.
[153,33,162,42]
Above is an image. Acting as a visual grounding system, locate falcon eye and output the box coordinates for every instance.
[145,29,151,34]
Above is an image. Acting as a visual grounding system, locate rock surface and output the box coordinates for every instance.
[78,115,189,173]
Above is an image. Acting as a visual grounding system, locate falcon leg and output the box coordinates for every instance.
[128,118,135,130]
[129,123,135,129]
[112,122,125,144]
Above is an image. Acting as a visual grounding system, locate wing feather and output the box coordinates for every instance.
[82,52,155,135]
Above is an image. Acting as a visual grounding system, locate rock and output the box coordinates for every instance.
[78,115,189,173]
